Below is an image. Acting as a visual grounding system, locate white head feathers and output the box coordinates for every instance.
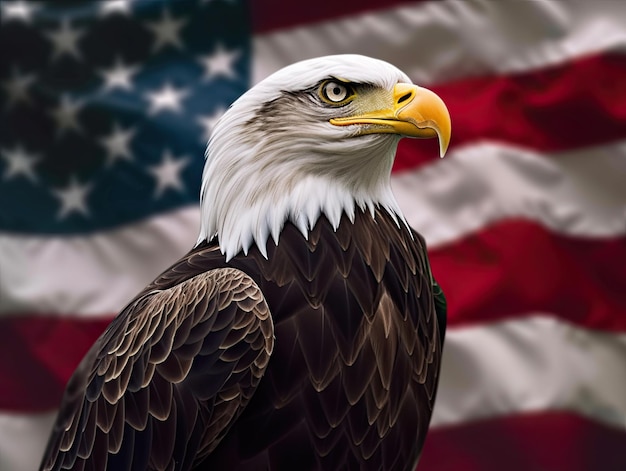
[197,54,412,260]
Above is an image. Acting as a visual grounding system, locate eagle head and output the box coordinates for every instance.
[197,54,451,260]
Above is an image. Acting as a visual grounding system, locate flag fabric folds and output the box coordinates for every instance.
[1,1,625,470]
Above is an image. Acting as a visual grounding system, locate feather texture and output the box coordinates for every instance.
[40,209,442,471]
[40,268,274,471]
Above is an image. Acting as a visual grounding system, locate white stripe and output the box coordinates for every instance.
[2,141,624,316]
[392,140,626,248]
[0,411,55,471]
[1,316,624,471]
[253,0,626,85]
[0,207,199,317]
[432,315,626,429]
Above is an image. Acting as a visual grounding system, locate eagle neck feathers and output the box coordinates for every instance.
[197,124,410,261]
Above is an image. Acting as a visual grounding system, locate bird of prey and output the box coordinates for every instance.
[40,54,450,471]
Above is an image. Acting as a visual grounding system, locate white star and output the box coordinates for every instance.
[144,83,189,115]
[0,144,40,182]
[49,94,84,137]
[1,1,39,24]
[148,150,189,197]
[1,67,36,109]
[52,176,92,219]
[145,10,187,52]
[198,44,240,81]
[196,106,226,143]
[99,123,135,166]
[99,0,133,16]
[98,57,140,92]
[45,19,84,61]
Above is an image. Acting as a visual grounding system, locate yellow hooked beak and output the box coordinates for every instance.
[329,83,451,157]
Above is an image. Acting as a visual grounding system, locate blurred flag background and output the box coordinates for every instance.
[1,0,625,470]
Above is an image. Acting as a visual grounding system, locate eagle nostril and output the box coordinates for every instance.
[397,92,412,105]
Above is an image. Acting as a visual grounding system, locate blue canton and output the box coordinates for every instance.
[0,0,250,234]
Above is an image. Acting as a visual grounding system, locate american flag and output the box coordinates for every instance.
[1,0,625,470]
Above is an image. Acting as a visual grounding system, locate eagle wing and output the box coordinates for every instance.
[40,267,274,471]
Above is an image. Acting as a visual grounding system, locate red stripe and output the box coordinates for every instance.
[420,412,626,471]
[430,219,626,331]
[393,53,626,171]
[250,0,421,34]
[0,315,112,412]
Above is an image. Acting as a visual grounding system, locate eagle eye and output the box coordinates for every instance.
[319,80,354,105]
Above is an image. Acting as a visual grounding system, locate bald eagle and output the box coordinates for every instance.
[40,55,450,471]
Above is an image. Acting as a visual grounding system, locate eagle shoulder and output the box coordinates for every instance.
[40,267,274,471]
